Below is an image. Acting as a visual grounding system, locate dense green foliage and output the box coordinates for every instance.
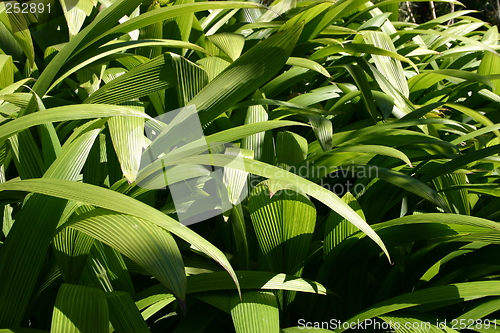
[1,0,500,332]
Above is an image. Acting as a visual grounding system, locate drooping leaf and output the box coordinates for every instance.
[230,291,280,333]
[207,32,245,61]
[108,104,145,183]
[106,291,151,333]
[66,209,186,299]
[50,284,108,333]
[324,192,363,257]
[0,178,241,296]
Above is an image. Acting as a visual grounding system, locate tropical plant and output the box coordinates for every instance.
[1,0,500,332]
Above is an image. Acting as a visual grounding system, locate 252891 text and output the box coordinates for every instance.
[5,2,51,14]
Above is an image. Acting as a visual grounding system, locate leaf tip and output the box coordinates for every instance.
[124,174,136,184]
[177,298,187,316]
